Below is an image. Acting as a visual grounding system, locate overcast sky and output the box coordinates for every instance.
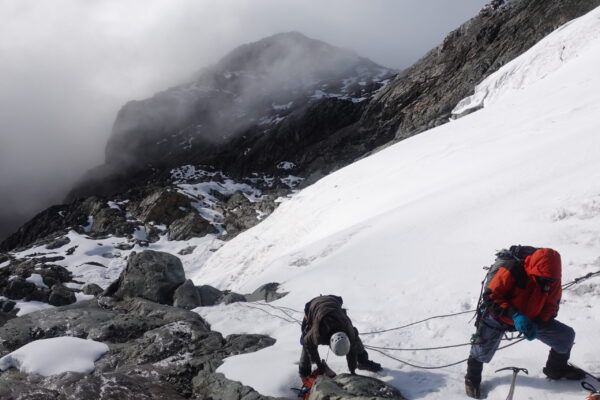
[0,0,489,240]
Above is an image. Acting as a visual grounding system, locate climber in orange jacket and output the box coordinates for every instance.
[465,247,585,399]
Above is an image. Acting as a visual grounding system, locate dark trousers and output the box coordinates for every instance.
[470,314,575,363]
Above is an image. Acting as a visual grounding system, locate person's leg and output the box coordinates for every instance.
[354,329,382,372]
[536,319,584,379]
[466,315,506,399]
[299,347,312,379]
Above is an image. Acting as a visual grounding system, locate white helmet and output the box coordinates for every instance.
[330,332,351,356]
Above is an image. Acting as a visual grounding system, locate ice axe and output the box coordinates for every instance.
[495,366,528,400]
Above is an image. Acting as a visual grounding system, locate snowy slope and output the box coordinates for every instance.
[193,7,600,400]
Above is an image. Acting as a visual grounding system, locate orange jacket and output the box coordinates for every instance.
[485,248,562,326]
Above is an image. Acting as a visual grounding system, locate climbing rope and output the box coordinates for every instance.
[365,338,526,370]
[562,270,600,290]
[239,302,302,325]
[360,309,475,335]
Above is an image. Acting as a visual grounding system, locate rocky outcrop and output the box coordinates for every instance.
[309,374,405,400]
[0,297,278,399]
[245,282,288,303]
[104,250,186,305]
[358,0,600,145]
[169,213,217,241]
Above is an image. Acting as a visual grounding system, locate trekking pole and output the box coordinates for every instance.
[495,367,528,400]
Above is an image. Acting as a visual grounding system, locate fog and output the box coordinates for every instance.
[0,0,488,241]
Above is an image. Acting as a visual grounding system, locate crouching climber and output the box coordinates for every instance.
[299,295,382,380]
[465,246,585,398]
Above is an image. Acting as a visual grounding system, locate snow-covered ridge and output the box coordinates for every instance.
[452,6,600,116]
[192,7,600,399]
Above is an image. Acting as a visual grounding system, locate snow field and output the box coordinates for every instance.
[194,6,600,399]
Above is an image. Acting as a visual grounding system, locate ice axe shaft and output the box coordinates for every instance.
[495,367,528,400]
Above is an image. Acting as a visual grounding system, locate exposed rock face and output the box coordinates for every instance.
[309,374,406,400]
[245,282,288,303]
[169,213,217,241]
[0,297,278,399]
[104,250,186,305]
[358,0,600,144]
[132,189,192,225]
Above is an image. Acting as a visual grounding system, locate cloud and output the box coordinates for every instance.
[0,0,488,240]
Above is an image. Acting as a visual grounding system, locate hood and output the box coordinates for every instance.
[524,248,562,279]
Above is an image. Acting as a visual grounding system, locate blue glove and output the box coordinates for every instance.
[512,312,538,340]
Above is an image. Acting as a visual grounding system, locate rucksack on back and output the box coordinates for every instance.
[473,245,539,328]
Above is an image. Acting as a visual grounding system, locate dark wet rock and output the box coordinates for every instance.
[245,282,288,303]
[115,242,135,251]
[0,299,16,313]
[104,250,185,305]
[45,236,71,250]
[0,253,10,264]
[0,294,278,399]
[222,192,262,238]
[309,374,405,400]
[39,264,72,287]
[197,285,223,306]
[91,207,135,237]
[220,292,247,305]
[30,255,65,263]
[178,245,196,255]
[131,189,191,225]
[28,286,51,303]
[48,284,76,306]
[82,283,104,296]
[66,245,78,255]
[224,334,276,356]
[168,213,217,241]
[2,277,36,300]
[193,371,284,400]
[173,279,202,310]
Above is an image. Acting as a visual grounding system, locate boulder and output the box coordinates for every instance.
[0,300,16,313]
[168,213,217,241]
[91,207,135,236]
[82,283,104,296]
[197,285,223,306]
[45,236,71,250]
[28,287,50,303]
[131,190,191,225]
[173,279,202,310]
[2,277,36,300]
[309,374,405,400]
[193,370,285,400]
[104,250,185,305]
[245,282,288,303]
[220,292,246,305]
[39,265,72,287]
[48,284,76,306]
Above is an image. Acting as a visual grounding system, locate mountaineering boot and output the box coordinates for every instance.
[543,349,586,380]
[357,359,382,372]
[465,357,483,399]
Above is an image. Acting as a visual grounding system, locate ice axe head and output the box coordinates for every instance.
[495,366,529,375]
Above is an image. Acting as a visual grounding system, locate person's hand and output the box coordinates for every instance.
[512,312,538,340]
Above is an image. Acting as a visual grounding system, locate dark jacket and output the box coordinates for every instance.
[301,295,358,373]
[484,248,562,326]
